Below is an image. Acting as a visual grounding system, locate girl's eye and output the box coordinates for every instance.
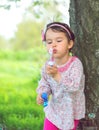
[57,40,62,42]
[47,41,52,44]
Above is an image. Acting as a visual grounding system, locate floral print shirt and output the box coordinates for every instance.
[37,56,85,130]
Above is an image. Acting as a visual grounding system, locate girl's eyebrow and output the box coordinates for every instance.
[46,39,52,41]
[55,37,64,40]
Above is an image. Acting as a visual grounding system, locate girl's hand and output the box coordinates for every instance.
[36,94,44,105]
[46,64,61,82]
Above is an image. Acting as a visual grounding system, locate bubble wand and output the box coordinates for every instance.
[48,48,54,66]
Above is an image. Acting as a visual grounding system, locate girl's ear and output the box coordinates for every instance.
[68,40,74,49]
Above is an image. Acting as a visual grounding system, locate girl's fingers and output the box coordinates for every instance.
[46,65,58,75]
[37,95,44,105]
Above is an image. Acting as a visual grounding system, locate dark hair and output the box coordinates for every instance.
[44,22,75,41]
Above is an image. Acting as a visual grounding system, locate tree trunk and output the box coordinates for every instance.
[69,0,99,127]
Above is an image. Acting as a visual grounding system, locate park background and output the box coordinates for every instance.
[1,0,99,129]
[0,0,69,129]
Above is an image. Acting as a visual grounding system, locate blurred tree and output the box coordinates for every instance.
[0,0,68,50]
[11,20,44,50]
[27,0,66,22]
[0,0,21,9]
[0,0,67,22]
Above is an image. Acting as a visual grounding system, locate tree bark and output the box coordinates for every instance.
[69,0,99,127]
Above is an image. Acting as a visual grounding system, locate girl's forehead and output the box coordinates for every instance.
[46,28,61,33]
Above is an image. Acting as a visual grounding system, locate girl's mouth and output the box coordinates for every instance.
[53,49,57,53]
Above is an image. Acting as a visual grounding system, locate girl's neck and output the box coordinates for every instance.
[54,55,71,66]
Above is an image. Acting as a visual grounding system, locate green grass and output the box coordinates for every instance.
[0,49,46,130]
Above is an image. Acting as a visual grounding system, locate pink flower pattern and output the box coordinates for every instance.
[37,56,85,130]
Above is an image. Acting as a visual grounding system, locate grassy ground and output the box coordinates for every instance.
[0,48,47,130]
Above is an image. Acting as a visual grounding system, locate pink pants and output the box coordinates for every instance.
[43,118,79,130]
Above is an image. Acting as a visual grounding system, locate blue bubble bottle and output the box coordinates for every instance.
[41,93,48,107]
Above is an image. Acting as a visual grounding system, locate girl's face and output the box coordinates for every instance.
[45,28,74,60]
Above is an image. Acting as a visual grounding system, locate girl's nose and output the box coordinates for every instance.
[52,41,56,47]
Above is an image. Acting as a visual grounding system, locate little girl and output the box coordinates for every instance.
[36,22,85,130]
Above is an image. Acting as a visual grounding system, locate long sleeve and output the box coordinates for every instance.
[36,65,52,95]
